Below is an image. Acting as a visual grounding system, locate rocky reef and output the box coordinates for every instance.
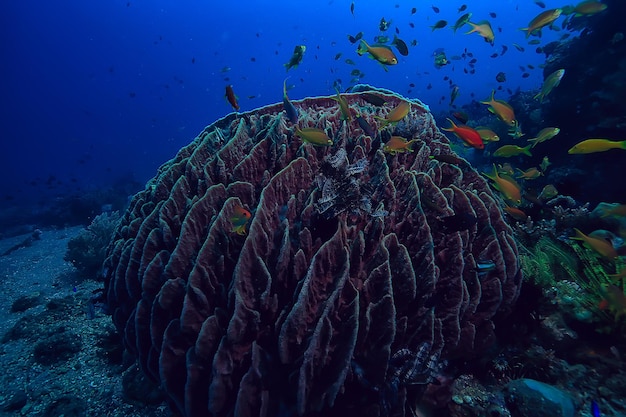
[102,87,521,416]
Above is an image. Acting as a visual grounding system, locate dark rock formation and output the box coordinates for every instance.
[103,87,521,416]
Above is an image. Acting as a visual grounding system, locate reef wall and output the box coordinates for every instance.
[103,88,521,416]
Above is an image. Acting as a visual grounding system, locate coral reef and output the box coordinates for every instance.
[103,86,521,416]
[65,211,121,278]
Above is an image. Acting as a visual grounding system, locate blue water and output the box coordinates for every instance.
[0,0,578,216]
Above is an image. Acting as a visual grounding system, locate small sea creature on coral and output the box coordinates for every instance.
[225,85,239,111]
[230,205,251,235]
[375,100,410,128]
[294,126,333,146]
[570,228,618,259]
[383,136,416,154]
[442,118,484,149]
[568,139,626,154]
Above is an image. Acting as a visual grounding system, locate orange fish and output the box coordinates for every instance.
[465,21,495,44]
[442,118,484,149]
[376,101,410,128]
[225,85,239,111]
[504,206,528,221]
[480,90,517,127]
[521,8,562,38]
[357,40,398,69]
[230,205,251,235]
[571,228,618,259]
[383,136,416,154]
[485,165,522,204]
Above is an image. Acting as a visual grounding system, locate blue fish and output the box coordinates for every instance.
[591,400,601,417]
[282,78,298,124]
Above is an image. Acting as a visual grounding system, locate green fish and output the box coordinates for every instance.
[534,69,565,102]
[527,127,560,147]
[452,13,472,33]
[294,127,333,146]
[430,20,448,31]
[493,144,532,157]
[284,45,306,72]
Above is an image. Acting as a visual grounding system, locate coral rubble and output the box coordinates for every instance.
[103,87,522,416]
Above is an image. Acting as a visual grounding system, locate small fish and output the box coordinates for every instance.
[284,45,306,71]
[521,9,562,38]
[449,85,460,106]
[225,85,239,111]
[528,127,560,147]
[452,111,469,124]
[489,12,497,18]
[512,43,525,52]
[430,20,448,31]
[230,205,252,235]
[383,136,416,154]
[573,1,607,16]
[361,93,387,106]
[429,154,463,165]
[331,87,352,121]
[355,113,377,138]
[485,165,522,204]
[431,5,440,13]
[350,1,355,16]
[538,184,558,200]
[516,167,543,179]
[391,35,409,56]
[568,139,626,154]
[599,284,626,319]
[476,127,500,142]
[481,90,517,127]
[375,101,410,127]
[282,78,298,124]
[442,118,484,149]
[534,0,546,8]
[493,144,532,157]
[496,72,507,82]
[475,259,496,274]
[466,21,495,44]
[539,156,552,172]
[294,126,333,146]
[504,206,528,220]
[452,13,472,33]
[458,5,467,13]
[379,17,392,32]
[571,228,618,259]
[534,69,565,102]
[357,40,398,69]
[411,7,417,15]
[528,39,541,45]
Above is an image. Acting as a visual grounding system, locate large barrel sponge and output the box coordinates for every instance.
[103,87,521,417]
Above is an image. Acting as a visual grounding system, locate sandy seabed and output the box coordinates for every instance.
[0,227,172,417]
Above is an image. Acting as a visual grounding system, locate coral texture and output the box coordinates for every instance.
[103,87,521,416]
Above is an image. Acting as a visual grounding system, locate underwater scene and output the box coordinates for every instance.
[1,0,626,416]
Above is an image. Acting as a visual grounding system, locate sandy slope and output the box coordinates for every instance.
[0,227,171,417]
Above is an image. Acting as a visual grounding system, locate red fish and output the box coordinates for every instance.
[442,118,484,149]
[225,85,239,111]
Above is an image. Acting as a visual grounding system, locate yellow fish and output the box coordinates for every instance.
[230,205,252,235]
[476,127,500,142]
[465,21,495,44]
[573,1,608,16]
[331,87,351,121]
[294,127,333,146]
[516,167,543,179]
[528,127,560,147]
[493,144,532,157]
[571,228,618,259]
[534,69,565,102]
[568,139,626,154]
[521,9,562,38]
[481,90,517,127]
[383,136,416,154]
[538,184,558,200]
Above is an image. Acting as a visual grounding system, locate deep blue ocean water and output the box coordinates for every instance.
[0,0,607,222]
